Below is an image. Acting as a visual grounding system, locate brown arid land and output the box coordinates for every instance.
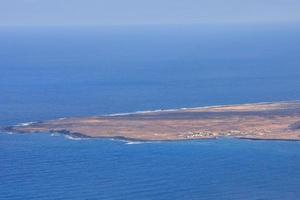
[2,101,300,141]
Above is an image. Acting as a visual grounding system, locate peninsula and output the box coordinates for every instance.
[3,101,300,141]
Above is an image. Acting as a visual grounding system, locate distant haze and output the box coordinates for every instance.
[1,0,300,26]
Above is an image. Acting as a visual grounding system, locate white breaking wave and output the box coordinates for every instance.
[125,141,145,145]
[125,140,160,145]
[15,122,36,127]
[104,100,299,117]
[105,108,187,117]
[64,135,90,141]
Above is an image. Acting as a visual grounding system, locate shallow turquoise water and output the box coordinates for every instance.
[1,25,300,199]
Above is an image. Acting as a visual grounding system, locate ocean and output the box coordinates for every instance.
[1,24,300,199]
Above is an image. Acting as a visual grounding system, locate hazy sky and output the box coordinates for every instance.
[1,0,300,26]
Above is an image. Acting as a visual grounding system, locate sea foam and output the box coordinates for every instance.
[15,122,36,127]
[64,135,90,141]
[104,100,299,117]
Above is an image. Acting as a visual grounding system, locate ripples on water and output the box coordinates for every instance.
[1,133,300,200]
[1,25,300,199]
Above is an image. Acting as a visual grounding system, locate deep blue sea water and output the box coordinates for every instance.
[1,24,300,199]
[1,134,300,200]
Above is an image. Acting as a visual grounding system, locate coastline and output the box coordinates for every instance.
[2,130,300,143]
[2,100,300,142]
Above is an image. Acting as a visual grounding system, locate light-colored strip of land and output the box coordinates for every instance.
[3,101,300,141]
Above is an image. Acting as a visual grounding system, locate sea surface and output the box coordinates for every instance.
[1,24,300,199]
